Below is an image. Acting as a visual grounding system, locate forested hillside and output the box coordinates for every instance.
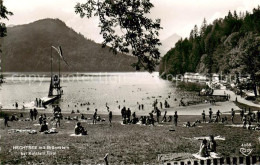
[1,19,137,72]
[160,6,260,76]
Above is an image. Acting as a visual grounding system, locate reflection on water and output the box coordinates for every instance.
[0,72,180,114]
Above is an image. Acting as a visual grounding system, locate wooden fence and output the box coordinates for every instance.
[159,156,260,165]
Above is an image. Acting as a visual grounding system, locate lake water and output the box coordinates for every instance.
[0,72,188,114]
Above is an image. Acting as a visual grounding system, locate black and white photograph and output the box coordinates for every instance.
[1,0,260,164]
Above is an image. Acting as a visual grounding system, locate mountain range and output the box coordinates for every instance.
[0,18,138,72]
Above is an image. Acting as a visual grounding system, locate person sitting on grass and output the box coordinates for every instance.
[74,122,87,135]
[199,139,209,157]
[168,115,172,122]
[140,116,146,124]
[185,121,191,127]
[131,112,138,124]
[81,114,85,120]
[39,115,43,125]
[149,113,155,126]
[40,121,49,132]
[208,135,217,152]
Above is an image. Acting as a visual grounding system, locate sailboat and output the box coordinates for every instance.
[42,46,69,106]
[23,46,69,109]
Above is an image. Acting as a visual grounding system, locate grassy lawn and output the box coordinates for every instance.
[0,111,260,164]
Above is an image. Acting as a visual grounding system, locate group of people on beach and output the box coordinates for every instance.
[197,106,260,130]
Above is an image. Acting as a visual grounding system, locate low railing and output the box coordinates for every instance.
[159,155,260,165]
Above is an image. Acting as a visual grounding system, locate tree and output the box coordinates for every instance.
[200,18,207,37]
[237,33,260,96]
[0,0,13,52]
[75,0,162,72]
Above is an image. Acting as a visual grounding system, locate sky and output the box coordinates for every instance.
[2,0,260,43]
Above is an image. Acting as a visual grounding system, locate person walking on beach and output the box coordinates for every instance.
[173,111,178,127]
[231,108,235,124]
[209,108,213,122]
[216,110,221,122]
[4,115,9,127]
[15,102,18,109]
[160,102,163,109]
[202,110,206,123]
[121,107,126,119]
[93,109,98,124]
[30,109,34,121]
[33,108,38,120]
[126,108,131,123]
[109,111,112,124]
[156,107,161,123]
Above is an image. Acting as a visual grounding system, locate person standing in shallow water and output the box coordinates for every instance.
[173,111,178,127]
